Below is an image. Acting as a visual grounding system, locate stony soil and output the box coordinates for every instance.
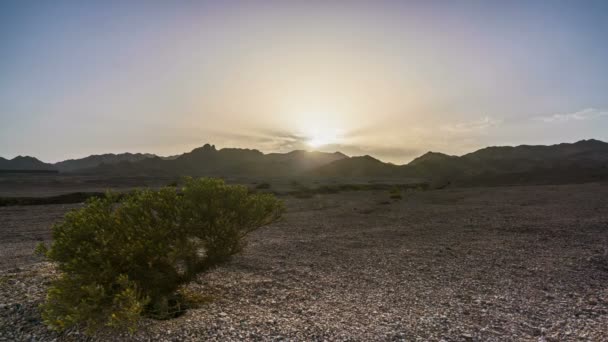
[1,183,608,341]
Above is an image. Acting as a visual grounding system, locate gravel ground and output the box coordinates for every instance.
[1,183,608,341]
[0,204,81,270]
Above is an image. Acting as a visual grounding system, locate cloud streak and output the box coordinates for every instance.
[440,116,502,134]
[535,108,608,123]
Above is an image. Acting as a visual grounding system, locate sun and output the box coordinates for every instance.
[294,109,344,148]
[305,129,341,148]
[307,136,332,148]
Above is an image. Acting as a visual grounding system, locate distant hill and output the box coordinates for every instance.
[310,155,400,178]
[84,144,348,177]
[400,139,608,185]
[54,153,157,172]
[403,152,470,178]
[263,150,348,174]
[0,156,56,171]
[309,139,608,184]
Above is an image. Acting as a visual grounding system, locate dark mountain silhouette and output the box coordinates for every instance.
[0,156,56,171]
[54,153,157,172]
[400,139,608,184]
[4,139,608,185]
[310,155,400,178]
[402,152,470,177]
[263,150,348,174]
[309,139,608,184]
[84,144,348,177]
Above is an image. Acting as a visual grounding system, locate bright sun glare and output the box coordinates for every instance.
[306,129,341,148]
[296,110,344,149]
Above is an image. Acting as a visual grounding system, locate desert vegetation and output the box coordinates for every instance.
[255,182,271,190]
[34,178,283,333]
[0,192,107,207]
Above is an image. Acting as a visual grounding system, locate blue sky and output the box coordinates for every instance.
[1,1,608,163]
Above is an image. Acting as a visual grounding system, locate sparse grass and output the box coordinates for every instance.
[292,188,314,198]
[178,287,215,309]
[287,182,428,198]
[0,275,9,286]
[389,187,402,200]
[0,182,428,206]
[0,192,110,207]
[143,288,214,320]
[289,181,315,198]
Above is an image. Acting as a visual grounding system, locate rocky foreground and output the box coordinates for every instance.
[1,184,608,341]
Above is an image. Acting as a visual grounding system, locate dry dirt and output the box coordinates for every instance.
[1,183,608,341]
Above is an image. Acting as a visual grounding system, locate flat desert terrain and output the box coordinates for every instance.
[1,183,607,341]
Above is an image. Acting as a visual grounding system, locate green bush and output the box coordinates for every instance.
[38,177,283,333]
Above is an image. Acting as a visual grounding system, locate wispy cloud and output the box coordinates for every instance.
[206,128,306,151]
[440,116,502,134]
[535,108,608,123]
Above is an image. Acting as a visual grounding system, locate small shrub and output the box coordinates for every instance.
[417,183,430,191]
[389,187,402,200]
[429,178,450,190]
[38,178,283,333]
[316,185,340,194]
[255,182,271,189]
[292,190,314,198]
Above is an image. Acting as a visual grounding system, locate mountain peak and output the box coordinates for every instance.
[408,151,454,165]
[573,139,606,146]
[188,144,217,155]
[12,155,41,161]
[357,155,381,162]
[200,143,217,151]
[0,155,54,171]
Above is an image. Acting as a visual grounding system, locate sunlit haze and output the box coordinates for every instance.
[2,1,608,163]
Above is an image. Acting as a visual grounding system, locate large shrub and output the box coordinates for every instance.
[38,177,283,333]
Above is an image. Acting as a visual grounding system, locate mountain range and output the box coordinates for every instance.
[82,144,349,177]
[2,139,608,185]
[54,153,157,172]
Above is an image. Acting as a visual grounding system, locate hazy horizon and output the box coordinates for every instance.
[2,1,608,164]
[3,137,608,166]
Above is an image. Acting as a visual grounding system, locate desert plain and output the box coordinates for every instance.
[1,176,607,341]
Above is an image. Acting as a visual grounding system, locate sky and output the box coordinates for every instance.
[1,0,608,164]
